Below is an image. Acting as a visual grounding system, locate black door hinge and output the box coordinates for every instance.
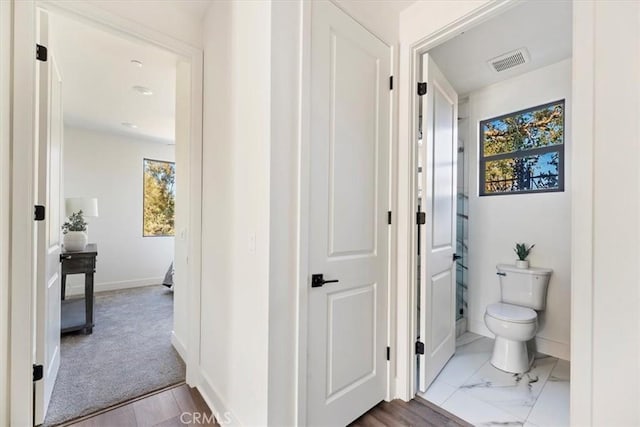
[36,44,48,62]
[34,205,45,221]
[389,76,394,90]
[386,346,391,361]
[387,211,392,225]
[417,82,427,96]
[415,341,425,355]
[417,211,426,225]
[33,364,43,382]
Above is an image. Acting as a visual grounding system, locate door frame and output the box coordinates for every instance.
[9,1,204,425]
[295,1,396,424]
[396,0,532,400]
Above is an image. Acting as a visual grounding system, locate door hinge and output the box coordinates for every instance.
[36,44,48,62]
[33,364,43,382]
[387,211,392,225]
[415,341,425,355]
[34,205,45,221]
[417,82,427,96]
[416,211,426,225]
[389,76,394,90]
[386,346,391,361]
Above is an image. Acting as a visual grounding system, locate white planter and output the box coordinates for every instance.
[515,259,529,269]
[64,231,88,251]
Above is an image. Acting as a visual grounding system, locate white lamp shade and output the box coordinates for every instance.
[65,197,99,217]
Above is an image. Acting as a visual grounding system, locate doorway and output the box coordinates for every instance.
[8,2,204,426]
[34,8,191,425]
[413,1,572,425]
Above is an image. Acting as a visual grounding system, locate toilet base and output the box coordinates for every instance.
[490,336,533,374]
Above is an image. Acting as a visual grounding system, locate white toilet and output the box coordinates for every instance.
[484,264,553,374]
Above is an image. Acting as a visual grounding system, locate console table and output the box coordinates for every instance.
[60,243,97,334]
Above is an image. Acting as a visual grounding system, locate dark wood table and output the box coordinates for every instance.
[60,243,97,334]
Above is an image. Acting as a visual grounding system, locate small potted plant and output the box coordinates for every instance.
[62,210,88,251]
[514,243,535,269]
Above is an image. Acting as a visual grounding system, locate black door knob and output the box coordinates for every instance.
[311,274,339,288]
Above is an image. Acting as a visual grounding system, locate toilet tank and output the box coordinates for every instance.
[497,264,553,310]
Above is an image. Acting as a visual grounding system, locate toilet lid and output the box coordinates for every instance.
[486,303,536,323]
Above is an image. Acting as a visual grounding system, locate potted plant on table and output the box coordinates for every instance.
[62,210,88,251]
[514,242,535,269]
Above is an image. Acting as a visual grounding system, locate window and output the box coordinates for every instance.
[143,158,175,237]
[479,100,565,196]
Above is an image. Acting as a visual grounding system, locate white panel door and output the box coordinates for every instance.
[34,9,63,424]
[307,1,391,425]
[418,54,458,392]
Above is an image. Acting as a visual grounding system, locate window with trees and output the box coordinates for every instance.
[479,100,565,196]
[143,158,175,237]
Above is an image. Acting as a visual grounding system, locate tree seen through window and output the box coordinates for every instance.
[480,100,565,196]
[143,159,175,236]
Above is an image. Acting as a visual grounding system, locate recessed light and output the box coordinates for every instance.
[132,85,153,96]
[121,122,138,129]
[131,59,143,68]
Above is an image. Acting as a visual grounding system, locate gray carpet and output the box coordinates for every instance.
[44,285,186,426]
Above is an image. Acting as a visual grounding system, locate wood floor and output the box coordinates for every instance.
[350,397,472,427]
[64,384,469,427]
[64,384,217,427]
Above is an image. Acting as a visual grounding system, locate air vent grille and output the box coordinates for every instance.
[488,48,529,72]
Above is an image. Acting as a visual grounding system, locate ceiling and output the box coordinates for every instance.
[51,13,179,143]
[429,0,572,96]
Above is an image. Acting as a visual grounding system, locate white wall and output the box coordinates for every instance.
[572,1,640,425]
[63,126,175,294]
[200,1,271,425]
[466,59,572,360]
[57,0,204,49]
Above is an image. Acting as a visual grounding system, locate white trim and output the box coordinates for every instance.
[64,277,165,296]
[171,331,187,362]
[0,1,12,424]
[569,1,594,425]
[396,0,520,402]
[9,2,204,424]
[197,371,240,427]
[295,2,311,425]
[10,2,37,425]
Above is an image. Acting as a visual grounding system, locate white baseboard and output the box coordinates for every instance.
[171,331,187,362]
[65,277,164,296]
[197,370,239,426]
[469,319,570,361]
[535,336,570,361]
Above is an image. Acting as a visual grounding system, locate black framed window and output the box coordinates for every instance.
[143,158,175,237]
[479,100,565,196]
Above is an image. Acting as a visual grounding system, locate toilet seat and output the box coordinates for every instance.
[486,302,536,323]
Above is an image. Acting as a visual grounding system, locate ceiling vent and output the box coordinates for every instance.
[488,48,530,72]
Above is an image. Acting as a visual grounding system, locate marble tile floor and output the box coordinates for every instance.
[419,332,570,427]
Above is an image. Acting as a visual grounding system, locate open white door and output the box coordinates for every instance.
[307,1,391,425]
[418,53,458,392]
[34,8,63,424]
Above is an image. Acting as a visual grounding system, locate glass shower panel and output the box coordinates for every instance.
[456,146,468,321]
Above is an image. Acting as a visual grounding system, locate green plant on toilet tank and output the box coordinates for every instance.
[514,242,535,269]
[62,210,88,251]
